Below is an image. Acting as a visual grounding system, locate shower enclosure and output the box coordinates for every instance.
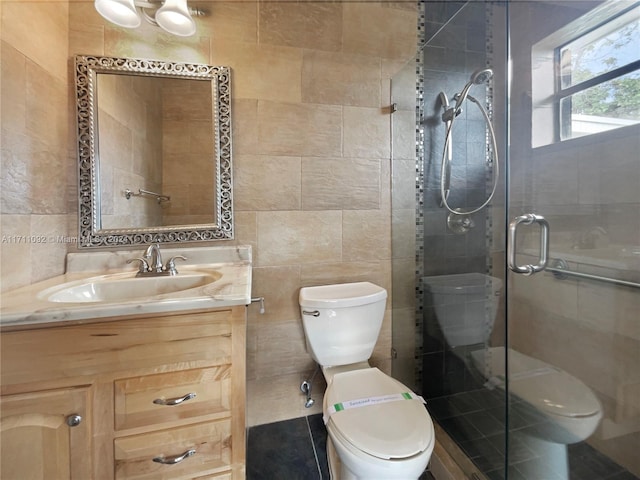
[390,1,640,479]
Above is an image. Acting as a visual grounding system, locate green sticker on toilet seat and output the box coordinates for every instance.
[324,392,425,424]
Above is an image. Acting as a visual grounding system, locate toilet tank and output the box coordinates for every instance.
[422,273,503,347]
[299,282,387,367]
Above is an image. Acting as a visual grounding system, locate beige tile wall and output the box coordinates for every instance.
[97,74,164,229]
[1,0,71,292]
[161,78,216,226]
[1,1,417,426]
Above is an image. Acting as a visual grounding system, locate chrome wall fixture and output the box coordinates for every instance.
[438,67,500,216]
[94,0,206,37]
[549,259,640,289]
[124,188,171,204]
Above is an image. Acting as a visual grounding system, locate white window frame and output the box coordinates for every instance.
[531,1,640,147]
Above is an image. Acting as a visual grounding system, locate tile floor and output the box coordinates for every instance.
[247,415,329,480]
[247,413,436,480]
[247,405,638,479]
[427,389,639,480]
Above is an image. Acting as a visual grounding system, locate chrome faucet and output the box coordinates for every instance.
[144,244,164,273]
[127,244,186,276]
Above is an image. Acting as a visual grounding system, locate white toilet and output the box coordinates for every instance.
[299,282,435,480]
[470,346,603,444]
[423,273,603,444]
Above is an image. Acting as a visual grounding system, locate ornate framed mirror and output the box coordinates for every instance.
[74,55,233,248]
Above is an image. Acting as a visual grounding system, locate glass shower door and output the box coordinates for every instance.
[505,1,640,478]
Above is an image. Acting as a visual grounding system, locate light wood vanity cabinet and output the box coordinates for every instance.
[0,307,246,480]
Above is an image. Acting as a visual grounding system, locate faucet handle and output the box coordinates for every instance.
[165,255,187,275]
[127,257,150,273]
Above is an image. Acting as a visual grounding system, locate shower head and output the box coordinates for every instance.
[453,67,494,113]
[471,68,493,85]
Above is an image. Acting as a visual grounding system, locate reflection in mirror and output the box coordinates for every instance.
[75,55,233,248]
[97,74,216,229]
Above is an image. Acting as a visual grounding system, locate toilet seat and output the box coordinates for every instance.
[324,368,433,460]
[471,347,602,419]
[510,369,601,419]
[470,347,602,443]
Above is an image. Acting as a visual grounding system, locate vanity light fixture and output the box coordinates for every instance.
[94,0,205,37]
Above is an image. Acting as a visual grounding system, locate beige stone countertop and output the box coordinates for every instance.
[0,245,252,329]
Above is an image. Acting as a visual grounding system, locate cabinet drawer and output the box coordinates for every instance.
[1,311,232,388]
[115,366,231,431]
[192,473,232,480]
[114,420,231,479]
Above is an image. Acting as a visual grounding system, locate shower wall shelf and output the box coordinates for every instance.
[548,259,640,289]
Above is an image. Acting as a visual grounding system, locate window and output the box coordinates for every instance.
[555,4,640,140]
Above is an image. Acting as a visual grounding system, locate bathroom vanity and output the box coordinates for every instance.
[0,246,251,480]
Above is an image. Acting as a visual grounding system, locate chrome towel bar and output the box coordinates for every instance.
[548,259,640,289]
[124,188,170,203]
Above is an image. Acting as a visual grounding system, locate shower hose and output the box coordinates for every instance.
[440,95,499,216]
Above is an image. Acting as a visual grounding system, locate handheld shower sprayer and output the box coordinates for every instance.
[471,68,494,84]
[453,68,494,115]
[437,66,499,218]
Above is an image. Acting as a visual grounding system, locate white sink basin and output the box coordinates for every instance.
[38,270,222,304]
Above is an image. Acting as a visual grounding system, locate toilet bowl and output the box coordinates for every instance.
[471,347,603,444]
[423,273,502,347]
[422,273,603,444]
[299,282,435,480]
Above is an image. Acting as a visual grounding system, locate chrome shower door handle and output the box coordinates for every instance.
[508,213,550,275]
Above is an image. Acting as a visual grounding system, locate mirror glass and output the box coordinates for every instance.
[75,55,233,248]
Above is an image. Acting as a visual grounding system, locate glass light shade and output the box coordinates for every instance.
[155,0,196,36]
[94,0,141,28]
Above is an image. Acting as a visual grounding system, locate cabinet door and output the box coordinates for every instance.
[0,387,92,480]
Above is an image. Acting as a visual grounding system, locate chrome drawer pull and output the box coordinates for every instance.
[153,392,196,406]
[302,310,320,317]
[152,449,196,465]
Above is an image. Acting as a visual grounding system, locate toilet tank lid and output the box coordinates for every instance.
[422,273,503,294]
[299,282,387,308]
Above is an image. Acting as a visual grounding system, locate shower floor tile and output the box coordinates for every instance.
[464,410,504,437]
[427,388,639,480]
[438,415,484,443]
